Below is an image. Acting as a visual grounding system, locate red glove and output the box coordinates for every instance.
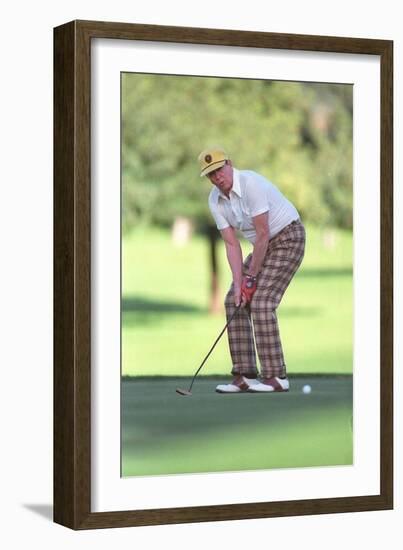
[241,275,257,304]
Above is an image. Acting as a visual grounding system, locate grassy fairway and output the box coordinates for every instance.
[122,225,352,376]
[122,375,353,477]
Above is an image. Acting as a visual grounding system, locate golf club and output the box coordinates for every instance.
[176,304,241,396]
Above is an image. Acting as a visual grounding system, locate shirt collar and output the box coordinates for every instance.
[232,168,242,197]
[215,167,242,202]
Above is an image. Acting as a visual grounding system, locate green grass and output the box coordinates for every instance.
[122,224,352,376]
[122,375,353,476]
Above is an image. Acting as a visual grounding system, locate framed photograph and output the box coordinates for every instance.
[54,20,393,529]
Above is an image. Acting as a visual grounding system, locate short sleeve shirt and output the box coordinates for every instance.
[208,168,300,244]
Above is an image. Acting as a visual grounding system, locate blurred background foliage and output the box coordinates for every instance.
[122,74,353,233]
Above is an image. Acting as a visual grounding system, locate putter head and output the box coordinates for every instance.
[176,388,192,396]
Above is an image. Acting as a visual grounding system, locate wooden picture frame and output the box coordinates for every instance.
[54,19,393,529]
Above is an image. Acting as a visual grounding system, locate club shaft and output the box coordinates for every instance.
[187,304,241,392]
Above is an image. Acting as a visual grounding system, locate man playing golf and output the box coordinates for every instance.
[198,147,306,394]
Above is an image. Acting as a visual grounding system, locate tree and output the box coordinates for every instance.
[121,74,353,310]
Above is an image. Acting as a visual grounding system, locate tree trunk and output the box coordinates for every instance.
[206,226,222,314]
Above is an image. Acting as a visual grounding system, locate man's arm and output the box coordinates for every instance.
[246,212,270,277]
[220,226,245,306]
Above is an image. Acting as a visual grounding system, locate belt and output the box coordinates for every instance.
[272,219,301,240]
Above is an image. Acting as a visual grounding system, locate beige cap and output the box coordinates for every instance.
[198,147,229,177]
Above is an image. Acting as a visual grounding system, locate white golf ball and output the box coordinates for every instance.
[302,384,312,394]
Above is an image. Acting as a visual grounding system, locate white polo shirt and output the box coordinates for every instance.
[208,168,300,244]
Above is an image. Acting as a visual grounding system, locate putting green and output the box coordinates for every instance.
[122,375,353,477]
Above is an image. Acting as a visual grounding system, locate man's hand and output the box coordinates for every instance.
[241,275,257,304]
[234,286,248,308]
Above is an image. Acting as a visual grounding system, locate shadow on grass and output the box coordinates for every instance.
[122,296,204,325]
[122,295,321,326]
[279,306,321,317]
[122,296,203,314]
[297,267,352,278]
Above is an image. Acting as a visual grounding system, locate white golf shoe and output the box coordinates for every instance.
[215,375,260,394]
[247,377,290,393]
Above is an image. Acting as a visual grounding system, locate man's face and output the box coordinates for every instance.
[207,161,233,195]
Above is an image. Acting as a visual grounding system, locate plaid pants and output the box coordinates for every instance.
[225,220,306,379]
